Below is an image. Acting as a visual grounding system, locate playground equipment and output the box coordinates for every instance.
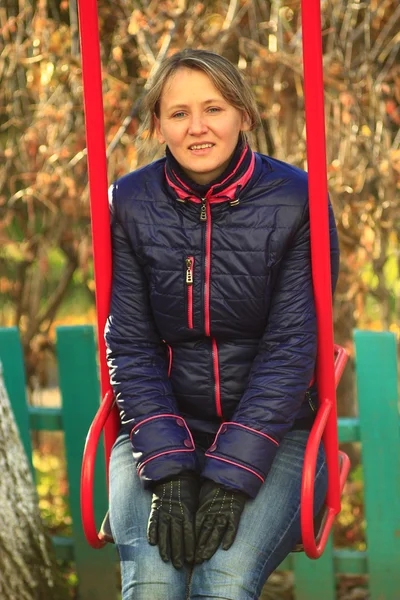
[77,0,350,559]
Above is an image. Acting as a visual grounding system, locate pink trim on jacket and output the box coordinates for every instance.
[219,422,279,446]
[212,338,222,417]
[130,414,195,448]
[167,344,173,377]
[206,151,256,203]
[188,286,193,328]
[204,202,212,336]
[186,256,194,329]
[165,169,199,202]
[204,453,265,483]
[164,150,255,204]
[131,413,179,433]
[164,162,194,194]
[162,341,173,377]
[137,448,194,475]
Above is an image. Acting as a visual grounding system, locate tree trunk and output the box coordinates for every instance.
[0,362,68,600]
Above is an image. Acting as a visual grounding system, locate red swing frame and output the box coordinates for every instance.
[78,0,350,559]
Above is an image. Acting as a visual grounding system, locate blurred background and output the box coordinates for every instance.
[0,0,399,598]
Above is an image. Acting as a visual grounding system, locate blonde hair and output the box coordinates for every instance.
[138,48,261,151]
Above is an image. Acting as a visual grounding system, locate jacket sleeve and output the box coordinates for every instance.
[104,183,199,488]
[201,200,339,498]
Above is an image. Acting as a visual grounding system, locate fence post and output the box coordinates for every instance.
[56,325,117,600]
[293,535,335,600]
[0,327,33,471]
[354,330,400,600]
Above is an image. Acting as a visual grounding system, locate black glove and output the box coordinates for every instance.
[147,471,200,569]
[194,479,248,564]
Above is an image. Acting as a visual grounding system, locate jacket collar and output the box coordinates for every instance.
[165,138,255,205]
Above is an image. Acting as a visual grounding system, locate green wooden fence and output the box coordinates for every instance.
[0,326,399,600]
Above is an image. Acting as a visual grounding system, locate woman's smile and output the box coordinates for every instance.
[188,142,215,156]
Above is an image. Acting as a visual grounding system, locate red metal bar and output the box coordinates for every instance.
[333,344,348,388]
[80,391,115,548]
[300,0,348,557]
[301,348,350,557]
[77,0,119,547]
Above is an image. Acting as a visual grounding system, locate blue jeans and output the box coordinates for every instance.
[109,429,327,600]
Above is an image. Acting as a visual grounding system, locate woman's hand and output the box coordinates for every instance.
[147,472,200,569]
[194,479,248,563]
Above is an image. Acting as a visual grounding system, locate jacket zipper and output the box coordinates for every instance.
[202,198,212,337]
[185,256,194,329]
[200,198,221,417]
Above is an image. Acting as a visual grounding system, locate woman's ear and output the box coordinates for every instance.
[241,112,251,132]
[154,115,166,144]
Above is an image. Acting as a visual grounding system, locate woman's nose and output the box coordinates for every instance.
[188,115,208,135]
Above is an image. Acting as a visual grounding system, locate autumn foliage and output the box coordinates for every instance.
[0,0,399,401]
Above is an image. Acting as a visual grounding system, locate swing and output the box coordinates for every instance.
[78,0,350,560]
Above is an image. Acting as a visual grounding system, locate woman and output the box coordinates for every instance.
[105,48,339,600]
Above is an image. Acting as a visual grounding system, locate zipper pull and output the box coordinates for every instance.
[200,198,207,222]
[185,257,193,285]
[229,184,242,207]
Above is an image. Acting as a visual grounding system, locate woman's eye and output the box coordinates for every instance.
[171,107,221,118]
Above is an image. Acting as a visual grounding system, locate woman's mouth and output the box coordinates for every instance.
[189,143,215,155]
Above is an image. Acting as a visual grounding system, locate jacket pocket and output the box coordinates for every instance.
[185,256,194,329]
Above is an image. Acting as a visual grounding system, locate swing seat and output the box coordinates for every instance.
[294,344,350,557]
[292,452,347,553]
[81,345,349,556]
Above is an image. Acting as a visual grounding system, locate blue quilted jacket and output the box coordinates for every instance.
[104,147,339,498]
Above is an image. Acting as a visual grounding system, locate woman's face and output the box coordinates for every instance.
[155,68,250,185]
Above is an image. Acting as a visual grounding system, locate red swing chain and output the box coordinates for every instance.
[78,0,118,549]
[300,0,350,558]
[78,0,350,554]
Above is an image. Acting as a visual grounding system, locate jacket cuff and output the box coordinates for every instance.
[130,414,199,487]
[201,422,279,498]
